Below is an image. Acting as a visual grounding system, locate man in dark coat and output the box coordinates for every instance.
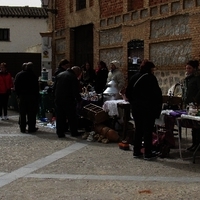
[54,59,70,77]
[14,62,27,125]
[126,59,162,160]
[54,66,82,138]
[14,62,39,133]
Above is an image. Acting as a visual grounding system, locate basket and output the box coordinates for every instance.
[82,103,109,124]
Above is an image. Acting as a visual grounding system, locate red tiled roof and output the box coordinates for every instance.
[0,6,48,18]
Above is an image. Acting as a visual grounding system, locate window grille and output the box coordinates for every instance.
[76,0,86,11]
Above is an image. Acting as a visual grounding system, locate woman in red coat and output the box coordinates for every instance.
[0,63,13,120]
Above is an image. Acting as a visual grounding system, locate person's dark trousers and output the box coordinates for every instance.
[56,101,78,137]
[55,103,67,137]
[19,95,38,132]
[132,112,143,155]
[0,94,3,116]
[27,96,38,132]
[66,103,78,136]
[19,95,28,132]
[192,128,200,146]
[133,110,155,156]
[0,93,9,117]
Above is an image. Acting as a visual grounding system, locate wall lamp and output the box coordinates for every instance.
[41,0,58,14]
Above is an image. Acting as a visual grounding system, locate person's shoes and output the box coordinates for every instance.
[20,129,26,133]
[1,116,4,120]
[4,116,9,120]
[144,152,158,161]
[186,144,197,151]
[28,127,38,133]
[133,152,143,158]
[82,132,90,140]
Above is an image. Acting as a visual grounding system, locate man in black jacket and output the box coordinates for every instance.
[14,62,39,133]
[126,60,162,160]
[54,66,82,138]
[54,59,70,77]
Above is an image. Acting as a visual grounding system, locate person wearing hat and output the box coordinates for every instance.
[182,60,200,151]
[125,59,162,160]
[107,60,125,97]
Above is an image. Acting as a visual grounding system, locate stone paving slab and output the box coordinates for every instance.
[0,135,76,172]
[0,111,200,199]
[34,143,200,177]
[0,178,200,200]
[0,115,77,172]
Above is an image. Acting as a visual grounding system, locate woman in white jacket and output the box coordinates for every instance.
[107,60,125,94]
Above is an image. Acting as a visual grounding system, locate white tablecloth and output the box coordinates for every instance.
[180,114,200,121]
[161,110,200,121]
[102,100,129,116]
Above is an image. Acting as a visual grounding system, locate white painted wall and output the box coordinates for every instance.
[0,17,48,52]
[26,44,42,53]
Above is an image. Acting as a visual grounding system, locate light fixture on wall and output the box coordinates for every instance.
[41,0,58,14]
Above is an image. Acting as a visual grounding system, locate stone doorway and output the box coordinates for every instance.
[71,24,93,68]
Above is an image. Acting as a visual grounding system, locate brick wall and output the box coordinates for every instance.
[69,0,73,13]
[149,0,169,6]
[55,0,66,30]
[51,0,200,93]
[128,0,144,11]
[89,0,94,7]
[100,0,123,18]
[190,14,200,59]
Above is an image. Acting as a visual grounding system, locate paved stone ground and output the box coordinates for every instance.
[0,110,200,200]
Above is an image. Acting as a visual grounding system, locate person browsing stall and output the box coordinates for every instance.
[54,66,82,138]
[125,59,162,160]
[182,60,200,151]
[94,61,108,94]
[107,60,125,96]
[54,59,70,77]
[81,62,96,87]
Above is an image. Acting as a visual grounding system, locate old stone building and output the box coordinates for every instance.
[47,0,200,94]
